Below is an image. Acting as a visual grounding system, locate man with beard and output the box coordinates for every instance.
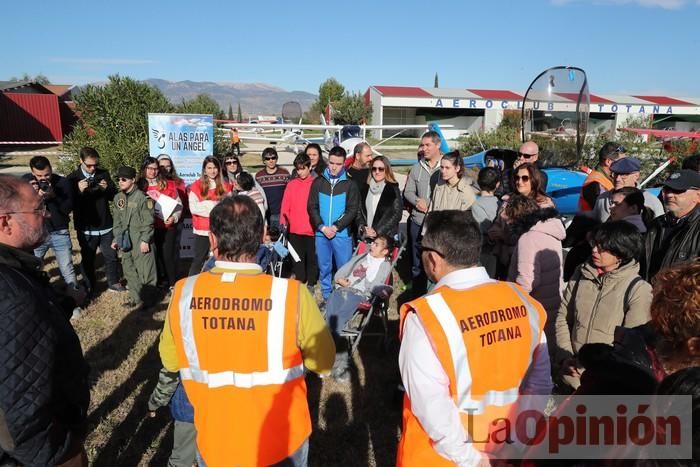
[0,175,89,466]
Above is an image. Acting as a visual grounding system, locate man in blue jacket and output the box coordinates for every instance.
[308,146,360,301]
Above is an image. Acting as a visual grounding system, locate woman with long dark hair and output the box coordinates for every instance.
[187,156,232,274]
[357,155,402,241]
[427,150,476,213]
[139,157,183,287]
[488,162,554,277]
[157,154,188,214]
[304,143,326,178]
[504,193,565,350]
[510,162,554,208]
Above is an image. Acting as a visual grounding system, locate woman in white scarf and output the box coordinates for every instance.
[357,156,403,241]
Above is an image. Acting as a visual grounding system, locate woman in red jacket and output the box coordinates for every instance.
[187,156,232,275]
[139,157,183,288]
[280,153,317,289]
[157,154,188,215]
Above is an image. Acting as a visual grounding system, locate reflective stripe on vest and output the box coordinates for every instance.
[177,274,304,388]
[424,283,541,415]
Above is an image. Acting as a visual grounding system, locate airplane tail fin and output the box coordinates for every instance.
[320,114,333,149]
[428,122,451,154]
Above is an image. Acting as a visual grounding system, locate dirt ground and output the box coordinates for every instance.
[44,233,415,467]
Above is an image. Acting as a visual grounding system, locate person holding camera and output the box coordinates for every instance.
[67,147,123,295]
[29,157,80,291]
[111,166,158,309]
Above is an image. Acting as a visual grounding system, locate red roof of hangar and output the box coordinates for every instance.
[556,92,615,104]
[373,86,432,97]
[468,89,522,100]
[632,95,695,106]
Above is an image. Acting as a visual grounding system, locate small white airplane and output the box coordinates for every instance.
[216,118,453,155]
[216,100,452,154]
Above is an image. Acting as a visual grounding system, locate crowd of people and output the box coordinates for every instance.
[0,133,699,466]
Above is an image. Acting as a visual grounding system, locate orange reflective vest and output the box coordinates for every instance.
[577,168,614,212]
[169,271,311,466]
[396,282,546,466]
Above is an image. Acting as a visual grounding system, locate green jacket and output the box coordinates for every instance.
[113,187,154,245]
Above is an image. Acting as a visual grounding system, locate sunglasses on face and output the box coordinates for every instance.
[517,152,537,159]
[225,160,239,165]
[514,175,530,182]
[118,177,132,182]
[372,166,385,172]
[264,157,278,161]
[83,163,98,168]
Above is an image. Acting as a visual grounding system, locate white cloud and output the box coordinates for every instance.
[48,57,157,65]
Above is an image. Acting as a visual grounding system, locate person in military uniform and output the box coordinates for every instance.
[111,166,158,308]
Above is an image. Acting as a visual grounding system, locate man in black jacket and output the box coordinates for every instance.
[643,169,700,280]
[66,147,123,294]
[0,174,89,466]
[28,156,79,289]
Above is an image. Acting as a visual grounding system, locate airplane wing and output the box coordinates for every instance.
[218,122,454,131]
[218,122,342,131]
[620,128,700,139]
[361,124,453,130]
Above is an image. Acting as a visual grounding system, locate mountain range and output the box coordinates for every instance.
[145,79,317,117]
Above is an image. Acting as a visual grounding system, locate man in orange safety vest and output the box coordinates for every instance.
[158,195,335,466]
[397,210,553,466]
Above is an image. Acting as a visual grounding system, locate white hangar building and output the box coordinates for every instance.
[363,85,700,139]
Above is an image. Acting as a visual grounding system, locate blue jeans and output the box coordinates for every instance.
[196,438,309,467]
[34,229,77,286]
[315,235,353,300]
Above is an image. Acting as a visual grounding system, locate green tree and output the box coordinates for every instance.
[227,103,234,120]
[332,92,372,125]
[10,73,50,85]
[237,102,243,122]
[177,93,223,117]
[61,75,174,174]
[311,78,345,118]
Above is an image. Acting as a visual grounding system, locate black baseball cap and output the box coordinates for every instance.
[116,166,137,180]
[663,169,700,191]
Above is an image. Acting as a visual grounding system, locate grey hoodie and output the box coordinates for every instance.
[403,158,441,225]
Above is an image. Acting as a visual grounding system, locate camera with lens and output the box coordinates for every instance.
[85,173,105,190]
[37,179,51,192]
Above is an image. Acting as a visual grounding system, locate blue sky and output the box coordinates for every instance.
[3,0,699,96]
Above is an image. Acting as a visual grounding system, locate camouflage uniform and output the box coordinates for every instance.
[113,187,157,306]
[148,368,196,467]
